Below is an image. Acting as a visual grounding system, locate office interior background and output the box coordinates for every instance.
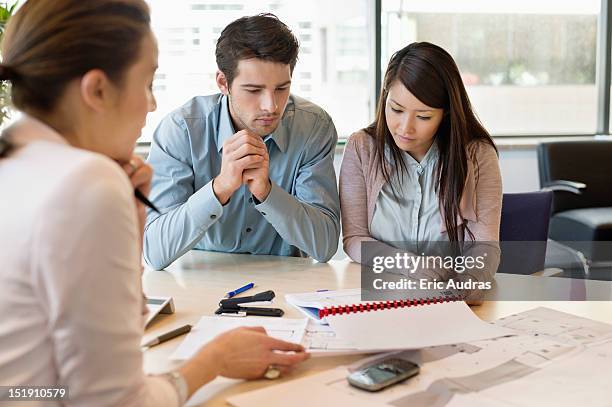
[133,0,612,269]
[140,0,610,196]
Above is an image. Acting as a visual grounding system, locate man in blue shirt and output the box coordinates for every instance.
[144,14,340,269]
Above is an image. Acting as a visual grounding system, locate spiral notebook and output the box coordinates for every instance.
[287,289,514,351]
[285,288,459,324]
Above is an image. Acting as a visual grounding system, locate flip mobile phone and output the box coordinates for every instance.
[347,358,420,392]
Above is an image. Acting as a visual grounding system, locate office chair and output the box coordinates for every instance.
[498,191,552,274]
[537,140,612,263]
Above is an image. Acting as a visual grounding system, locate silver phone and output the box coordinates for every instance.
[347,358,419,392]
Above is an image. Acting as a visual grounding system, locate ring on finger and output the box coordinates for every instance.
[264,365,281,380]
[128,160,138,174]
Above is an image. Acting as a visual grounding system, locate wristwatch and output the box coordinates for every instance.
[162,370,189,404]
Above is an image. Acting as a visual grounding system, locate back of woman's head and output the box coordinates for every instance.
[0,0,151,114]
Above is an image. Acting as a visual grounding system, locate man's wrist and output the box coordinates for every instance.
[212,177,233,205]
[251,179,272,203]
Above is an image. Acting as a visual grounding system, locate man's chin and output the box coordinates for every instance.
[251,122,280,136]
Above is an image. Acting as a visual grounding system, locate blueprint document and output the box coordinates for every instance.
[170,317,308,360]
[228,307,612,407]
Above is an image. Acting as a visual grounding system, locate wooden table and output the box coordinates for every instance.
[142,251,612,406]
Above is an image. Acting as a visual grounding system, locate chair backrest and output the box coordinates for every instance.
[498,191,552,274]
[537,140,612,214]
[500,191,552,241]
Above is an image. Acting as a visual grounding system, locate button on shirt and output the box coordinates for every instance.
[370,142,447,252]
[144,94,341,269]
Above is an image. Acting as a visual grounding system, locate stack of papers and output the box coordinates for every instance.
[226,307,612,407]
[170,292,513,360]
[171,317,308,360]
[325,301,515,352]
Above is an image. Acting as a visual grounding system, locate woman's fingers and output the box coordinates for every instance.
[268,350,310,367]
[121,156,153,195]
[265,336,306,352]
[131,164,153,190]
[122,155,145,174]
[242,326,267,334]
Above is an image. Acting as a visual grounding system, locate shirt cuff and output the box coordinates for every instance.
[253,181,293,219]
[186,180,223,229]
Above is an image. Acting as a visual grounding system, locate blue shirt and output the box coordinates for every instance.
[144,93,340,269]
[370,142,447,254]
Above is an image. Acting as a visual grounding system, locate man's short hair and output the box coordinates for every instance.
[215,13,299,86]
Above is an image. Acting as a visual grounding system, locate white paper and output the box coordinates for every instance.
[302,320,366,356]
[170,317,308,360]
[228,307,612,407]
[492,306,612,345]
[286,288,363,307]
[326,301,514,350]
[475,339,612,406]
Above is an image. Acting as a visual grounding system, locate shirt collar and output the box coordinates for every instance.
[216,94,236,152]
[216,94,289,153]
[401,140,439,168]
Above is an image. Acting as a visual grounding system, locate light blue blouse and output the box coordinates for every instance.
[370,142,447,252]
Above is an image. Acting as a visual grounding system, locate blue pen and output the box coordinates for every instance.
[225,282,255,298]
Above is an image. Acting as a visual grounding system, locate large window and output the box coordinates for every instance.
[382,0,600,135]
[143,0,611,141]
[142,0,374,141]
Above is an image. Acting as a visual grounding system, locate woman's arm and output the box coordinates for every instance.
[339,133,399,263]
[179,326,308,398]
[447,141,503,302]
[466,141,503,243]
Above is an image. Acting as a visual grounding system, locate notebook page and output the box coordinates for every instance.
[326,301,514,350]
[285,288,363,309]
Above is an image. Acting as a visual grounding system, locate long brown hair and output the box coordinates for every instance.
[367,42,497,244]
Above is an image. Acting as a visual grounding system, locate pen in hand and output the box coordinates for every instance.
[120,158,160,214]
[134,188,161,214]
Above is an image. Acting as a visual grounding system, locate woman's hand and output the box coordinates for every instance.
[209,326,310,379]
[179,326,310,399]
[120,155,153,246]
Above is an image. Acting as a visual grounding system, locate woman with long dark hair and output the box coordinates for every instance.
[0,1,307,405]
[340,42,502,296]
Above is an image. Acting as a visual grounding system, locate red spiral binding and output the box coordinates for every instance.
[318,296,459,319]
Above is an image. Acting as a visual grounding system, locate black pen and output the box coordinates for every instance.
[135,188,161,214]
[142,324,192,348]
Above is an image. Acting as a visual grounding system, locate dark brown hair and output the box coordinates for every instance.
[366,42,497,245]
[215,13,299,86]
[0,0,151,113]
